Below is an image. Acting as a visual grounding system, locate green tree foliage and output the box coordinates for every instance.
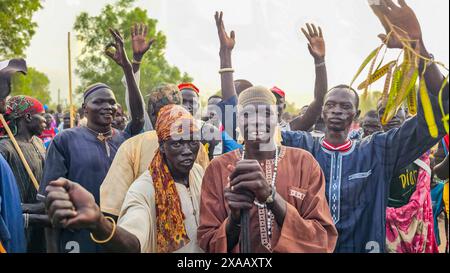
[0,0,42,58]
[73,0,192,106]
[11,67,51,104]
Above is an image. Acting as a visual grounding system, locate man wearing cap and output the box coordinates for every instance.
[40,82,130,253]
[198,86,337,253]
[39,28,143,253]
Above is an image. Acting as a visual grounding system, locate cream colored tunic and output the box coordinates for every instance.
[100,131,210,216]
[117,164,205,253]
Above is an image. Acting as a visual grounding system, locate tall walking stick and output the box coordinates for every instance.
[0,114,39,190]
[67,32,74,128]
[240,209,251,253]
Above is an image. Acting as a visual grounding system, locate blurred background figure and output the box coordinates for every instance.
[38,113,58,149]
[112,103,128,131]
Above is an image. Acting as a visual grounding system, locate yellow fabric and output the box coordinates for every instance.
[444,182,449,217]
[100,131,209,216]
[0,242,6,253]
[196,144,209,168]
[117,165,205,253]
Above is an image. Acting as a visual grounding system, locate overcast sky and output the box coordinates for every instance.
[25,0,449,106]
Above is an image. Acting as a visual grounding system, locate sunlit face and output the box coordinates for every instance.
[25,112,46,136]
[181,89,199,117]
[161,138,200,176]
[322,88,358,132]
[238,103,278,147]
[83,89,118,127]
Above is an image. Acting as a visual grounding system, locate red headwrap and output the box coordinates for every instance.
[270,86,285,98]
[178,83,200,95]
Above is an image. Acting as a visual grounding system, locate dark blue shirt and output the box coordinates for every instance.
[282,91,447,253]
[217,95,238,141]
[40,126,128,253]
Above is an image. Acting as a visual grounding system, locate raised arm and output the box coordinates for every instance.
[215,12,237,101]
[124,23,155,132]
[370,0,448,97]
[130,23,154,73]
[290,24,328,131]
[370,0,448,171]
[105,28,145,135]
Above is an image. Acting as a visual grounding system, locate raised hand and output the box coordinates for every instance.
[301,23,325,61]
[369,0,422,48]
[131,23,155,61]
[45,178,101,231]
[215,11,235,52]
[105,28,131,68]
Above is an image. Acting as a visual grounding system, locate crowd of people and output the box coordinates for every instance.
[0,0,448,254]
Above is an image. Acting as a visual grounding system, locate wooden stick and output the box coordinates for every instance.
[68,32,74,128]
[240,209,251,253]
[0,114,39,190]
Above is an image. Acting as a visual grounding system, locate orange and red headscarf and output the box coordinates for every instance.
[150,104,198,253]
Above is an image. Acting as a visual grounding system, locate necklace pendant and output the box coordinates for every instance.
[97,133,106,142]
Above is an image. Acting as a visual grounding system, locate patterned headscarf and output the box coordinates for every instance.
[0,96,44,136]
[5,95,44,121]
[150,104,198,253]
